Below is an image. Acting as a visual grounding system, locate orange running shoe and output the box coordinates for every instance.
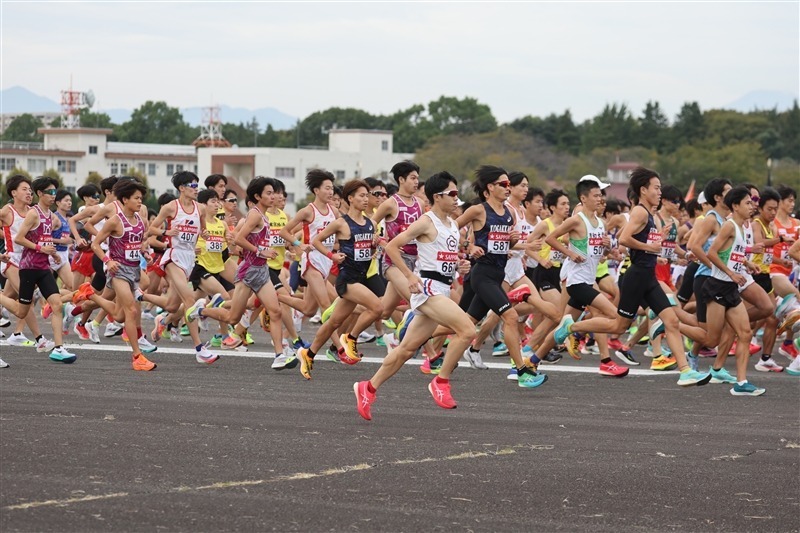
[340,333,359,362]
[298,348,314,380]
[72,282,95,304]
[132,353,156,371]
[41,302,53,319]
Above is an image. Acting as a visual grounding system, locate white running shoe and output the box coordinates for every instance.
[62,303,77,335]
[0,316,10,328]
[86,321,101,344]
[104,321,123,338]
[309,313,322,324]
[358,331,376,343]
[169,329,183,343]
[49,346,76,364]
[463,347,488,369]
[382,333,399,353]
[195,346,219,364]
[186,298,206,323]
[240,309,253,329]
[138,336,158,354]
[754,357,784,372]
[0,357,9,368]
[7,332,34,347]
[36,336,56,353]
[293,309,303,333]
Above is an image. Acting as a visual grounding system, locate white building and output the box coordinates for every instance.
[197,129,414,212]
[0,112,61,134]
[0,128,414,213]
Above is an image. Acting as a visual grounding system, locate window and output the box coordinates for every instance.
[137,163,146,174]
[176,164,184,172]
[275,167,295,178]
[120,163,128,174]
[89,145,98,154]
[166,164,174,176]
[57,160,76,173]
[147,163,156,176]
[66,186,76,195]
[335,170,345,180]
[110,163,119,175]
[0,158,16,171]
[27,159,46,173]
[381,140,389,151]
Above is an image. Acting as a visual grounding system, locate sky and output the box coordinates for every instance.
[2,1,798,124]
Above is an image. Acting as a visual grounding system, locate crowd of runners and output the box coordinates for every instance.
[1,163,799,420]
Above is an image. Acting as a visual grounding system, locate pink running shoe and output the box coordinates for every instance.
[506,285,531,305]
[353,381,376,420]
[599,360,630,377]
[428,377,457,409]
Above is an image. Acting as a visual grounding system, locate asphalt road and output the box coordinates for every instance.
[1,322,799,532]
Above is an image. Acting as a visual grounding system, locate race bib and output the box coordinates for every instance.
[270,228,285,248]
[589,235,605,258]
[646,228,662,255]
[124,242,141,262]
[763,248,773,266]
[354,240,373,262]
[205,235,224,253]
[729,252,746,273]
[177,223,199,244]
[488,231,510,254]
[661,240,676,259]
[437,251,458,276]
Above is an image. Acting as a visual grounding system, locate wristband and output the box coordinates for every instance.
[745,246,752,254]
[35,244,41,252]
[326,251,334,259]
[102,256,110,264]
[292,239,301,247]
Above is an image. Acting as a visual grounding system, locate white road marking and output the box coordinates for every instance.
[65,343,677,376]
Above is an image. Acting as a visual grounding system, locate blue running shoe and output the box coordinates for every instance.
[49,346,77,364]
[730,382,766,396]
[292,337,311,350]
[687,352,699,372]
[709,367,737,384]
[553,315,574,346]
[397,310,415,342]
[507,365,518,381]
[677,369,711,386]
[492,342,509,357]
[517,368,547,388]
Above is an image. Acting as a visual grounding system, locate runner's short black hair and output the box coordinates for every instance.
[723,185,751,210]
[473,165,508,199]
[31,176,59,194]
[776,184,796,201]
[424,171,458,204]
[77,183,100,200]
[247,176,276,204]
[703,178,732,208]
[100,176,119,196]
[157,192,176,206]
[759,187,781,208]
[204,174,227,188]
[544,188,569,214]
[171,171,199,189]
[55,190,71,203]
[524,186,544,206]
[113,179,148,202]
[5,174,31,197]
[197,189,220,204]
[628,166,660,206]
[390,160,420,184]
[305,169,334,194]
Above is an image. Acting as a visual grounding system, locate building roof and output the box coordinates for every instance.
[37,127,114,135]
[329,129,393,134]
[608,162,640,170]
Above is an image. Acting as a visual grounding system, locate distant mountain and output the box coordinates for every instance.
[0,86,298,130]
[725,90,797,113]
[0,86,60,113]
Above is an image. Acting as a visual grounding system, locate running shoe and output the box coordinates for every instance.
[353,381,376,420]
[340,333,360,362]
[208,293,225,309]
[49,346,76,364]
[36,336,56,353]
[150,314,166,343]
[728,341,762,356]
[309,312,322,324]
[382,333,399,352]
[7,333,35,347]
[778,341,799,361]
[492,342,509,357]
[325,346,340,363]
[87,321,101,344]
[775,294,797,320]
[195,346,219,365]
[0,316,10,328]
[141,309,155,321]
[179,324,190,337]
[580,341,600,356]
[754,358,784,373]
[553,315,574,346]
[245,332,254,345]
[699,347,717,357]
[382,318,397,331]
[272,347,296,370]
[138,336,158,354]
[259,308,271,332]
[209,335,223,348]
[676,369,711,386]
[122,329,130,343]
[650,355,678,371]
[104,321,123,338]
[786,354,800,376]
[0,357,8,368]
[62,303,77,335]
[132,353,156,371]
[463,347,488,369]
[298,347,314,379]
[709,367,737,384]
[72,282,95,304]
[648,318,665,340]
[397,310,415,342]
[730,382,766,397]
[607,338,625,351]
[563,334,581,360]
[428,377,457,409]
[41,302,53,319]
[186,298,206,323]
[541,351,563,364]
[687,352,699,372]
[517,367,548,388]
[291,337,310,350]
[321,300,337,323]
[222,334,243,349]
[169,328,183,343]
[376,336,386,347]
[338,346,361,366]
[599,360,629,377]
[507,365,518,381]
[420,356,443,375]
[614,347,639,366]
[357,331,376,343]
[506,285,531,304]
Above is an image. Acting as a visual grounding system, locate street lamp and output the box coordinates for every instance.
[767,158,773,187]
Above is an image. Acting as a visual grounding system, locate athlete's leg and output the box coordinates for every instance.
[112,278,141,355]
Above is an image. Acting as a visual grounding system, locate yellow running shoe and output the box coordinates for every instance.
[298,348,314,380]
[651,355,678,371]
[340,333,359,362]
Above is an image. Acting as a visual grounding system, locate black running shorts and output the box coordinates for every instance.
[466,263,512,321]
[617,264,672,320]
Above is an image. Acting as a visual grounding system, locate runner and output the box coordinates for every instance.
[353,171,476,419]
[50,190,75,292]
[91,179,157,371]
[295,179,385,378]
[554,167,711,386]
[751,187,783,371]
[703,186,765,395]
[770,184,799,360]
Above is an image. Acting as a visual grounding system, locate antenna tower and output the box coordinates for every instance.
[60,80,95,129]
[193,105,231,148]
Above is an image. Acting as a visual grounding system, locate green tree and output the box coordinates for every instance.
[116,101,197,144]
[41,168,65,190]
[581,103,638,152]
[638,101,670,153]
[2,113,43,142]
[426,96,497,135]
[672,102,706,147]
[260,124,279,147]
[297,107,378,147]
[85,171,104,187]
[78,108,114,130]
[777,100,800,160]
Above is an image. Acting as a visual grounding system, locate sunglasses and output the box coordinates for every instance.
[91,194,101,200]
[371,191,387,197]
[668,199,681,205]
[41,189,57,196]
[492,181,511,188]
[225,198,237,203]
[751,196,760,204]
[435,190,460,198]
[184,182,199,189]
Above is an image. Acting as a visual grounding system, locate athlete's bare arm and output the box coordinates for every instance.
[619,205,660,254]
[545,216,581,263]
[687,214,719,269]
[279,205,313,254]
[148,202,178,238]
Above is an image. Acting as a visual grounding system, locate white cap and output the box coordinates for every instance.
[578,174,610,190]
[457,198,465,207]
[698,192,707,204]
